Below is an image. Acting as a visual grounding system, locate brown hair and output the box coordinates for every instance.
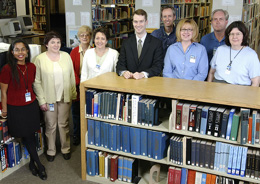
[133,9,147,20]
[43,31,62,46]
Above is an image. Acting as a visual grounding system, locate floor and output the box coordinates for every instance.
[1,138,99,184]
[1,113,99,184]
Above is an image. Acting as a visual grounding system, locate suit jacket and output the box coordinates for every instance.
[116,34,164,77]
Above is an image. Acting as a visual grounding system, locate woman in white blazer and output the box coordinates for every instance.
[80,26,119,82]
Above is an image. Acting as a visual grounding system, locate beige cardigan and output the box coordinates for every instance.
[33,51,77,105]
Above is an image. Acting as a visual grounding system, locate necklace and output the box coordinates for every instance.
[17,65,27,75]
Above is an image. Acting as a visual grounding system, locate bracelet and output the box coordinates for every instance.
[1,115,7,119]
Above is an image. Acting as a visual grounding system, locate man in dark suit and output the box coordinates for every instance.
[116,9,164,80]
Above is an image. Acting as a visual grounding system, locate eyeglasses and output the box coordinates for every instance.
[13,48,27,53]
[180,29,193,32]
[229,32,243,37]
[80,34,90,38]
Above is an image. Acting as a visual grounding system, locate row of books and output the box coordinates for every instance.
[0,119,11,144]
[174,5,184,20]
[1,141,28,172]
[33,22,46,30]
[171,100,260,145]
[92,0,135,4]
[87,120,169,160]
[168,167,240,184]
[199,18,209,30]
[33,16,46,23]
[246,148,260,179]
[86,149,138,183]
[92,6,134,21]
[33,6,45,15]
[87,148,244,184]
[33,0,45,6]
[169,135,184,165]
[187,139,249,178]
[85,90,160,127]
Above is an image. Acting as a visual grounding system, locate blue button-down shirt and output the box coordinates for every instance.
[200,32,225,63]
[151,26,177,56]
[163,42,208,81]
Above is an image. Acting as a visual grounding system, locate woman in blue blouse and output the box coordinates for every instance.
[163,19,208,81]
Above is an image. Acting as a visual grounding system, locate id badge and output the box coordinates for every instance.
[96,64,101,70]
[25,92,31,102]
[225,69,231,75]
[190,55,196,63]
[49,104,55,112]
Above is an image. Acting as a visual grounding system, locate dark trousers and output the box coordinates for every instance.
[71,100,80,138]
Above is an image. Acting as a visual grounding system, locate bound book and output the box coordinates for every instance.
[188,104,198,131]
[206,106,218,136]
[214,107,225,137]
[110,155,118,182]
[200,106,210,135]
[153,131,169,160]
[182,103,191,131]
[230,112,241,141]
[195,105,204,133]
[240,108,250,144]
[176,103,183,130]
[226,108,236,140]
[220,109,230,138]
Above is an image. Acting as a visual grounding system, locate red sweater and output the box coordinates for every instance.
[70,46,92,101]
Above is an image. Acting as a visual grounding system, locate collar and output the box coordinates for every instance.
[210,32,225,42]
[162,25,175,35]
[136,32,147,44]
[78,45,91,53]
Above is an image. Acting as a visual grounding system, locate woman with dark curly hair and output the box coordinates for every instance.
[0,39,47,180]
[207,21,260,86]
[33,31,77,162]
[80,26,119,82]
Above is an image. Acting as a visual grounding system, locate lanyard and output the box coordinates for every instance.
[17,65,29,92]
[227,46,244,71]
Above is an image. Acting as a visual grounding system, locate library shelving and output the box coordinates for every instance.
[0,118,44,181]
[80,72,260,183]
[91,0,135,49]
[242,0,260,51]
[31,0,50,33]
[159,0,212,40]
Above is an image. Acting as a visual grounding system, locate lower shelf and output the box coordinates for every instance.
[0,149,43,180]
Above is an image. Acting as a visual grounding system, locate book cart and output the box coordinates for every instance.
[80,72,260,183]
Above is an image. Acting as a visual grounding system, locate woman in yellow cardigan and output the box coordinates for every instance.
[33,31,77,162]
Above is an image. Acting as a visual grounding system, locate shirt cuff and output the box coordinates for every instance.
[119,70,126,76]
[142,71,149,78]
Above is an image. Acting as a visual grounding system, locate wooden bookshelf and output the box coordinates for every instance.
[80,72,260,183]
[160,0,212,40]
[31,0,50,33]
[243,0,260,51]
[91,0,135,49]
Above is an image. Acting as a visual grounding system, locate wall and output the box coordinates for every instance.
[211,0,243,31]
[135,0,161,29]
[0,0,26,25]
[64,0,91,47]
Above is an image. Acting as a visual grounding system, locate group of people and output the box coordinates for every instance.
[0,7,259,181]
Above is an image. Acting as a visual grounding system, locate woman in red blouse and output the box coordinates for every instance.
[70,25,92,145]
[0,40,47,180]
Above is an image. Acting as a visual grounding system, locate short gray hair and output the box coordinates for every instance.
[212,9,229,20]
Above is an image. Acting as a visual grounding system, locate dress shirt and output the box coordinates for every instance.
[163,42,208,81]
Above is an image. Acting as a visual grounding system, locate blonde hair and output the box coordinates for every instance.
[176,19,199,42]
[77,25,92,38]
